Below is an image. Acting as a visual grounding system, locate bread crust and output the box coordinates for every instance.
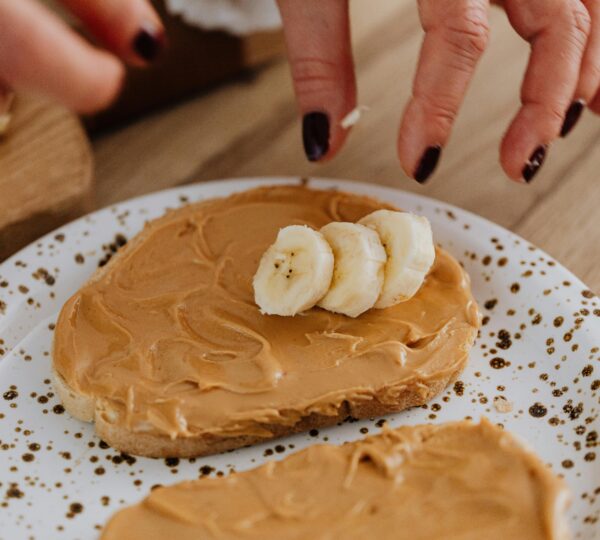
[52,368,95,422]
[53,367,465,458]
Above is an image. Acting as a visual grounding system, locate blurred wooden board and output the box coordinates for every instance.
[0,95,93,260]
[92,0,600,291]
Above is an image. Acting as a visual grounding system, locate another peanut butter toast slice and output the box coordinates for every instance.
[100,419,570,540]
[52,185,480,458]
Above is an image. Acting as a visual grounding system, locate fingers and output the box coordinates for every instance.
[500,0,591,181]
[59,0,165,66]
[277,0,356,162]
[398,0,490,182]
[0,0,124,113]
[580,0,600,117]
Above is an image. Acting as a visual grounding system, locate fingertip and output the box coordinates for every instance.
[500,103,558,182]
[397,139,443,184]
[301,111,355,163]
[396,131,415,179]
[129,22,167,67]
[60,0,166,68]
[302,111,330,162]
[560,99,585,137]
[397,101,444,183]
[413,145,442,184]
[500,129,549,184]
[521,145,548,183]
[499,134,524,181]
[396,103,421,179]
[300,80,357,163]
[324,109,356,161]
[396,146,414,181]
[72,53,125,114]
[500,160,527,184]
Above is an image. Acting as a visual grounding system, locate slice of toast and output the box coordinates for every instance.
[52,185,480,457]
[100,419,571,540]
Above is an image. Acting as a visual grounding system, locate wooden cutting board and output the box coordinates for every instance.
[0,94,93,261]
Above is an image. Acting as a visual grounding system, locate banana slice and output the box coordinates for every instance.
[253,225,334,316]
[359,210,435,308]
[317,222,387,318]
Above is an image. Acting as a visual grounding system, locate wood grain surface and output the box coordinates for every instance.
[0,95,93,260]
[92,1,599,291]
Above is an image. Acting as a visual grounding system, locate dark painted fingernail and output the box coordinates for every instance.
[414,145,442,183]
[132,23,165,63]
[560,99,585,137]
[302,112,330,162]
[522,145,547,183]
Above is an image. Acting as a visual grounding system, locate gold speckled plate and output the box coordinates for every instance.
[0,178,598,539]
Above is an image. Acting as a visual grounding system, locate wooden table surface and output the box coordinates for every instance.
[92,1,600,292]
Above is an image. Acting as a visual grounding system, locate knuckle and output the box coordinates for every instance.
[565,1,591,49]
[572,2,592,37]
[290,57,344,98]
[443,4,490,60]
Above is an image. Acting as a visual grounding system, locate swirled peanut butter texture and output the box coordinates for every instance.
[101,420,570,540]
[53,186,480,440]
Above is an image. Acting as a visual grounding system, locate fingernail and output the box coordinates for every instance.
[522,145,547,183]
[414,145,442,183]
[302,112,330,162]
[132,23,165,63]
[560,99,585,137]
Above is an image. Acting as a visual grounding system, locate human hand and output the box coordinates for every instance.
[277,0,600,183]
[0,0,165,113]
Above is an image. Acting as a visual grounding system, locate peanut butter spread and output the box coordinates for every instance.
[53,185,480,439]
[101,420,570,540]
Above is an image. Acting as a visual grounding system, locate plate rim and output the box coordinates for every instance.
[0,176,598,538]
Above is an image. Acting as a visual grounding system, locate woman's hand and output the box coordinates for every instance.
[2,0,597,185]
[0,0,165,113]
[278,0,600,183]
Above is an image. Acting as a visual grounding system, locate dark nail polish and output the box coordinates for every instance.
[522,145,547,183]
[560,99,585,137]
[302,112,330,162]
[133,24,164,63]
[414,145,442,183]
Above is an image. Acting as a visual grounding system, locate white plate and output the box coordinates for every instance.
[0,178,598,540]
